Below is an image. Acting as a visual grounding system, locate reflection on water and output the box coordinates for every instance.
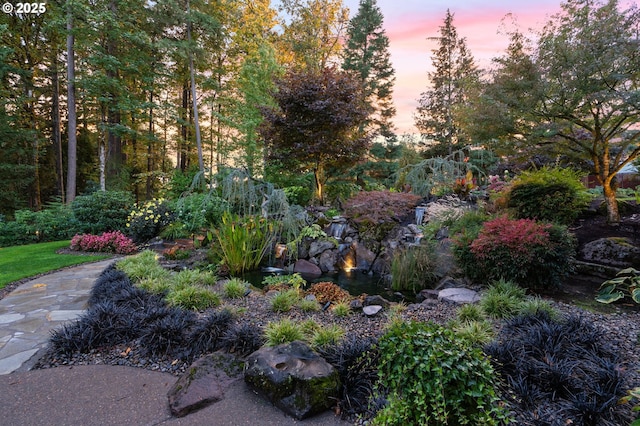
[240,268,389,297]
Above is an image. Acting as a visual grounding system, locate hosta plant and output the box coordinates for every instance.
[596,267,640,305]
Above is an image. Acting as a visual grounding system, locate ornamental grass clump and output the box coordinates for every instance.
[166,285,221,311]
[374,320,509,425]
[317,335,381,419]
[223,278,249,299]
[187,309,234,358]
[485,311,631,425]
[310,325,345,349]
[264,318,304,346]
[456,215,576,289]
[116,250,169,282]
[269,288,300,313]
[209,212,278,275]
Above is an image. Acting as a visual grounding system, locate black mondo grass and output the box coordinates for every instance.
[49,320,95,355]
[486,311,631,425]
[186,309,234,359]
[88,267,134,307]
[218,323,265,357]
[316,335,380,418]
[138,310,195,358]
[80,300,141,346]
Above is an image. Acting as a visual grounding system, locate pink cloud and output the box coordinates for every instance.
[380,3,560,133]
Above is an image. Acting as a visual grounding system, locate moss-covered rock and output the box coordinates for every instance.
[244,340,340,420]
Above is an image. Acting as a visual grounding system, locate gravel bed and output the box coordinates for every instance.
[29,283,640,423]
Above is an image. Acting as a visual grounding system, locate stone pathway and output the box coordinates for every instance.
[0,259,115,375]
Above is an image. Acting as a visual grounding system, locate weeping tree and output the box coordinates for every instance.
[397,148,486,197]
[259,66,371,204]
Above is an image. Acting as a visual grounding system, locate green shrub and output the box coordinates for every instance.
[0,219,32,246]
[209,212,278,274]
[223,278,248,299]
[166,285,221,310]
[283,185,312,206]
[270,289,300,313]
[0,203,77,246]
[507,167,591,225]
[374,320,509,425]
[390,244,437,293]
[264,318,304,346]
[72,191,134,233]
[126,199,175,243]
[456,216,576,289]
[175,193,230,233]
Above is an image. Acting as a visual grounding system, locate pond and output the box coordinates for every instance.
[239,268,395,298]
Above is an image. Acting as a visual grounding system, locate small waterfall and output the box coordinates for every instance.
[415,206,426,225]
[327,219,348,240]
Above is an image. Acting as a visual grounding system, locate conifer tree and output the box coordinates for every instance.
[342,0,396,139]
[415,9,479,155]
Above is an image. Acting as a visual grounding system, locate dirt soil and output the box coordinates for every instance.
[550,201,640,313]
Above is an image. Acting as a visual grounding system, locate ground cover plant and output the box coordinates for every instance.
[0,241,109,289]
[373,319,509,425]
[485,311,633,425]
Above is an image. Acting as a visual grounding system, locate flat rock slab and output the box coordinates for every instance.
[168,352,243,417]
[438,288,480,304]
[363,305,382,316]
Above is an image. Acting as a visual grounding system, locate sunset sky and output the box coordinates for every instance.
[339,0,564,134]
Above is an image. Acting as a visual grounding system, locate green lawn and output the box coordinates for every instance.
[0,241,110,289]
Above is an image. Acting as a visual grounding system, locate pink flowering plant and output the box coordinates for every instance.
[70,231,137,255]
[456,215,575,289]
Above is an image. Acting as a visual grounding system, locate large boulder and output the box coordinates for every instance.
[309,240,336,258]
[317,250,338,273]
[244,341,340,420]
[293,259,322,278]
[580,237,640,268]
[168,353,243,417]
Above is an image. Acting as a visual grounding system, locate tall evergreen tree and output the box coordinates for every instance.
[342,0,396,139]
[415,9,479,155]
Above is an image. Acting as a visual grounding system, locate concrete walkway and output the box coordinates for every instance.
[0,259,115,374]
[0,259,350,425]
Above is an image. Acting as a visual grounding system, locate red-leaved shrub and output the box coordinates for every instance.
[70,231,137,255]
[456,216,575,289]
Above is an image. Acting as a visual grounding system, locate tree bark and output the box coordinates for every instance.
[51,48,64,201]
[603,179,620,225]
[65,3,77,203]
[187,0,204,174]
